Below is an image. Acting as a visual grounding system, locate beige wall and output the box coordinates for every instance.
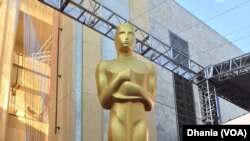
[6,116,48,141]
[48,12,103,141]
[0,0,20,140]
[48,11,60,141]
[5,17,51,141]
[1,1,162,141]
[0,0,53,141]
[82,26,102,141]
[48,14,76,141]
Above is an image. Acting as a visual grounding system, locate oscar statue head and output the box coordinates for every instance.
[115,23,135,54]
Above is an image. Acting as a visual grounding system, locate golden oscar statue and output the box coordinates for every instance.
[95,23,157,141]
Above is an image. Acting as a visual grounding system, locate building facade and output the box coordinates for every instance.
[0,0,247,141]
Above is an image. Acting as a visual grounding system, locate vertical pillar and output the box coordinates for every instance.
[205,80,214,125]
[49,11,60,141]
[199,79,218,125]
[0,0,8,120]
[0,0,20,140]
[214,87,221,124]
[81,2,103,140]
[55,15,84,141]
[73,22,83,141]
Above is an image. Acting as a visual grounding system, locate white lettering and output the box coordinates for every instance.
[187,129,218,136]
[230,129,237,136]
[237,129,244,136]
[223,129,230,136]
[222,129,245,137]
[187,129,193,136]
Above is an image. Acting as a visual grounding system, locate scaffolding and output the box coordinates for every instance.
[207,52,250,81]
[37,0,250,126]
[38,0,206,85]
[32,35,52,64]
[198,80,219,125]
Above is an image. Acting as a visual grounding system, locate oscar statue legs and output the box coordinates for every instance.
[108,102,148,141]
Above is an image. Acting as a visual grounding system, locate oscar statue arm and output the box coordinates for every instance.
[135,63,157,111]
[147,63,157,98]
[95,62,130,109]
[116,63,157,111]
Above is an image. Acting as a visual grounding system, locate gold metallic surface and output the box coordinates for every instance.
[95,23,157,141]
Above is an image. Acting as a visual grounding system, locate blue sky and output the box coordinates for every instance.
[175,0,250,53]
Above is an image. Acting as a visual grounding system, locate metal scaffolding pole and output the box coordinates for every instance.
[198,80,219,125]
[206,52,250,81]
[198,68,220,125]
[37,0,206,85]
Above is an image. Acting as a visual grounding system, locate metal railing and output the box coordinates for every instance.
[32,35,52,64]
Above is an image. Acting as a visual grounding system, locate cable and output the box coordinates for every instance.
[128,0,168,22]
[153,0,250,61]
[223,24,250,37]
[127,3,222,63]
[190,33,250,57]
[203,0,250,22]
[187,24,250,59]
[176,0,212,14]
[191,4,210,13]
[160,0,250,41]
[143,16,222,62]
[132,0,250,63]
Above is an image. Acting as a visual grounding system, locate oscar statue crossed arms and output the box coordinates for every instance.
[95,23,157,141]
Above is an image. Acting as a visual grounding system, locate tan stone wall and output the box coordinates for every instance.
[49,15,76,141]
[48,14,102,141]
[47,0,156,140]
[4,18,51,141]
[82,26,102,141]
[6,116,48,141]
[0,1,53,141]
[0,1,157,141]
[48,11,60,141]
[0,0,20,140]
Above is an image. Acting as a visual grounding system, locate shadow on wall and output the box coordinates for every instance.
[5,114,48,141]
[0,107,2,120]
[0,107,5,122]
